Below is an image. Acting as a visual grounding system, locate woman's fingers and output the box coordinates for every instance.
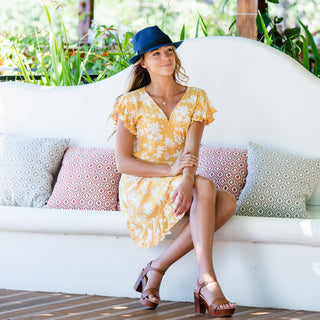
[179,154,198,168]
[169,150,199,176]
[171,189,178,204]
[174,192,192,216]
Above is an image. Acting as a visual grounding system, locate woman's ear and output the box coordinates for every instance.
[140,59,147,69]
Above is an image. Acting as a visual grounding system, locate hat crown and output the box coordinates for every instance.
[132,26,173,55]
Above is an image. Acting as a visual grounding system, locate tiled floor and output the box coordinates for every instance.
[0,289,320,320]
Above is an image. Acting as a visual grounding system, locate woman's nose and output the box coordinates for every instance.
[162,52,170,60]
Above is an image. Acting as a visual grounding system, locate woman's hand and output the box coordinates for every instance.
[168,150,198,176]
[171,175,194,216]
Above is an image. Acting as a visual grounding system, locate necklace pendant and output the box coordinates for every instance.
[163,101,166,106]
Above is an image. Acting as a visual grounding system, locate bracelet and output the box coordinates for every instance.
[183,172,195,183]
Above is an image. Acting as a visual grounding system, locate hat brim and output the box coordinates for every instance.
[129,40,183,65]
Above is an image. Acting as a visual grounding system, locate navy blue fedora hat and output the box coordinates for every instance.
[129,25,183,64]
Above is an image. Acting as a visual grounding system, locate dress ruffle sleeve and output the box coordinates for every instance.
[111,94,137,135]
[191,89,217,125]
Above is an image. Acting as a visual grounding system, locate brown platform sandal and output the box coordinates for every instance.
[194,279,236,318]
[133,261,165,309]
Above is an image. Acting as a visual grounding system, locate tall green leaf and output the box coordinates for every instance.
[195,13,208,38]
[257,11,272,45]
[161,0,171,30]
[12,47,36,83]
[180,24,186,40]
[228,18,237,35]
[300,34,310,70]
[299,19,320,77]
[195,16,200,38]
[199,14,208,37]
[256,12,271,35]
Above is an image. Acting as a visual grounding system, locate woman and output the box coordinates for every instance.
[111,25,236,318]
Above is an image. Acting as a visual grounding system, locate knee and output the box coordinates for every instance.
[227,193,237,215]
[194,176,217,199]
[219,191,237,217]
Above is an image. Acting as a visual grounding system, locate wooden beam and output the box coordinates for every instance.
[78,0,94,43]
[237,0,258,39]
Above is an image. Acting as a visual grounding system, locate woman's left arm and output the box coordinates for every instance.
[171,121,205,216]
[183,120,205,178]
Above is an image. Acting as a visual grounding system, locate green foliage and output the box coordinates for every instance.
[101,27,134,77]
[300,34,310,71]
[2,3,133,85]
[1,0,236,85]
[179,13,211,40]
[195,14,209,38]
[299,19,320,77]
[257,9,320,78]
[257,12,272,46]
[180,24,187,41]
[257,12,302,53]
[93,0,237,40]
[2,0,319,83]
[0,0,79,39]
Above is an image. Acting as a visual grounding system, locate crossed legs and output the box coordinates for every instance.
[143,176,237,307]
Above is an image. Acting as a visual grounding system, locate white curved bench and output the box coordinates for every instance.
[0,36,320,312]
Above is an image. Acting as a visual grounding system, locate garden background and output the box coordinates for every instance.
[1,0,320,85]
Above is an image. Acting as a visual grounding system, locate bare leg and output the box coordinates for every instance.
[189,177,216,279]
[189,177,235,310]
[143,186,236,303]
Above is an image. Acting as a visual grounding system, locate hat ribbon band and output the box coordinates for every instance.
[136,37,172,55]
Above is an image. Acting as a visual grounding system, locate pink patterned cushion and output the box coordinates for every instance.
[196,146,248,200]
[47,147,120,211]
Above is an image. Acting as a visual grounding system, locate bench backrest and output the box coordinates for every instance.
[1,36,320,204]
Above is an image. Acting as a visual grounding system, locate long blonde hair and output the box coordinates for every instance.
[126,46,189,92]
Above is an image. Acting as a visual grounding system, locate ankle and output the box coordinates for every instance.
[151,258,168,273]
[198,272,217,285]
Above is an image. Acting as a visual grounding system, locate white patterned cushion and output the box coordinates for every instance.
[0,134,70,207]
[236,142,320,218]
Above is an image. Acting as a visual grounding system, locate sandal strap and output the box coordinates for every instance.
[210,297,230,312]
[143,261,165,277]
[196,278,218,294]
[141,288,160,300]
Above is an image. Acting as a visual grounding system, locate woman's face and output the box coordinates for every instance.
[140,45,176,77]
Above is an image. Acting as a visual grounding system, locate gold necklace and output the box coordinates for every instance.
[146,87,178,107]
[150,93,167,106]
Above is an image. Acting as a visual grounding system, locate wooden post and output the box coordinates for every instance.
[78,0,94,43]
[237,0,258,39]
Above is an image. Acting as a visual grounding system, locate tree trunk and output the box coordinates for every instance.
[78,0,94,43]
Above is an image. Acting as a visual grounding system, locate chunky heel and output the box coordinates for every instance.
[194,291,206,313]
[133,272,143,293]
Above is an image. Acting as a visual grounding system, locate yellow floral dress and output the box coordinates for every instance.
[111,86,216,248]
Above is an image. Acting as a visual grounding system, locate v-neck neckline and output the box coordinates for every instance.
[143,86,189,121]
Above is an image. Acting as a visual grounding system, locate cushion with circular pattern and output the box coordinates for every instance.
[0,134,70,207]
[47,147,120,211]
[196,146,248,200]
[236,142,320,218]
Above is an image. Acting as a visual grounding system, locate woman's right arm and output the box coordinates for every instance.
[115,118,198,177]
